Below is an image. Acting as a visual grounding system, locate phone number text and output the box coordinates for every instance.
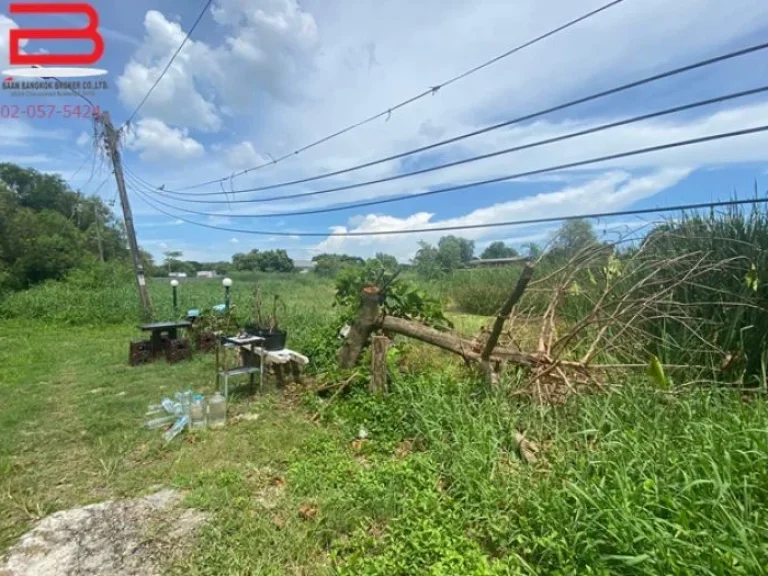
[1,104,101,120]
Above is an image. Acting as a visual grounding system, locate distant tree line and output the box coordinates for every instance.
[0,163,128,291]
[1,160,604,291]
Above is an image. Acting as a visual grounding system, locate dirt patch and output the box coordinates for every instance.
[1,489,207,576]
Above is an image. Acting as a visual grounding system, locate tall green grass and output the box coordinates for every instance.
[0,263,336,336]
[635,205,768,384]
[326,373,768,574]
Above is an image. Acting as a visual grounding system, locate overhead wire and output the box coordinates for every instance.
[153,39,768,196]
[66,147,95,187]
[130,182,768,238]
[140,85,768,205]
[167,0,629,191]
[128,124,768,219]
[120,0,215,129]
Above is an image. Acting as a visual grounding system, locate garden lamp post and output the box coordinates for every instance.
[170,279,179,317]
[222,277,232,311]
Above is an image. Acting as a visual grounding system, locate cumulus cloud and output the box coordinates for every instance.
[313,169,690,260]
[116,0,318,130]
[117,11,221,131]
[223,141,268,170]
[124,118,205,161]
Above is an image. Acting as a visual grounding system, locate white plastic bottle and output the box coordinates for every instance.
[208,392,227,429]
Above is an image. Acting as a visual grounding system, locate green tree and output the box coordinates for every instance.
[552,219,598,257]
[437,235,474,270]
[233,250,261,271]
[312,253,365,278]
[7,210,85,287]
[413,241,441,278]
[258,249,294,272]
[368,252,398,270]
[524,242,542,259]
[0,163,128,289]
[164,250,183,274]
[480,241,518,260]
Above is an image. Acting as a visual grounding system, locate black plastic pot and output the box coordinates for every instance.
[243,325,287,351]
[262,329,287,351]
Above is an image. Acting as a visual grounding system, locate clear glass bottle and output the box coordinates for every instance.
[207,392,227,429]
[190,395,207,430]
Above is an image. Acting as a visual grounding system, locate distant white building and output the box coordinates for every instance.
[294,260,316,274]
[196,270,217,278]
[169,272,188,278]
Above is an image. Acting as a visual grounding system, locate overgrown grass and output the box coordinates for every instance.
[3,252,768,574]
[318,374,768,574]
[0,264,335,329]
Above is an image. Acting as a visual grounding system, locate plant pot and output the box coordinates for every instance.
[243,325,287,351]
[262,329,287,351]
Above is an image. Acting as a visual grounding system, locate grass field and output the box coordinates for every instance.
[2,273,768,574]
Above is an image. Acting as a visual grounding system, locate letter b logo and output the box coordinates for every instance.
[9,3,105,66]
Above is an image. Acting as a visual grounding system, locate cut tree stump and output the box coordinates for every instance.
[338,286,380,369]
[370,335,389,394]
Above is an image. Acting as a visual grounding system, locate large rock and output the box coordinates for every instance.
[1,489,207,576]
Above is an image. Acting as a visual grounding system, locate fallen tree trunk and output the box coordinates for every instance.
[381,315,536,366]
[338,265,538,384]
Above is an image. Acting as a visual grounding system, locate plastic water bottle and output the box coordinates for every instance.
[207,392,227,429]
[190,395,207,430]
[144,415,177,429]
[163,416,189,444]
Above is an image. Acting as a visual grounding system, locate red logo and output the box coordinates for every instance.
[9,3,104,66]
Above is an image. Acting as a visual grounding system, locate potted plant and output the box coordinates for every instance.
[244,288,287,351]
[244,285,265,336]
[263,294,287,351]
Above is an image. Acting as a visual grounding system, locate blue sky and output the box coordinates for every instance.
[2,0,768,263]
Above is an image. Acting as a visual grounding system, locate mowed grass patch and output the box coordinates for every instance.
[0,320,328,573]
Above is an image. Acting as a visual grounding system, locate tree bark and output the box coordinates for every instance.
[381,316,478,361]
[381,316,536,366]
[338,286,380,368]
[480,263,535,384]
[481,263,535,360]
[370,335,389,394]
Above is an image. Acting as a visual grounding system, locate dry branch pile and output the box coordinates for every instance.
[337,227,761,402]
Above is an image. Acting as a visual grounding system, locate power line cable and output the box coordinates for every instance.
[143,85,768,205]
[129,124,768,219]
[121,0,214,129]
[167,0,628,191]
[66,148,94,187]
[157,39,768,195]
[131,182,768,237]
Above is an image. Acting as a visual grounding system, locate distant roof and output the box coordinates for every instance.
[294,260,316,269]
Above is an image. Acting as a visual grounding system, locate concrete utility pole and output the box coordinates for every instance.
[98,111,152,319]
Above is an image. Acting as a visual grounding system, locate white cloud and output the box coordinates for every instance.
[117,11,221,131]
[116,1,318,130]
[124,118,205,162]
[76,132,91,148]
[313,169,690,260]
[223,141,268,170]
[230,237,240,243]
[0,14,23,66]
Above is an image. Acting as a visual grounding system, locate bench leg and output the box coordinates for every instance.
[290,362,302,384]
[274,364,285,388]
